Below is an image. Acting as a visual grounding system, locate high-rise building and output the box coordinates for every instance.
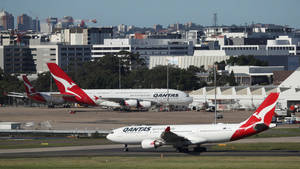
[56,16,74,28]
[17,14,33,31]
[117,24,127,33]
[50,27,113,45]
[42,17,58,33]
[32,17,40,32]
[0,10,14,30]
[153,24,163,32]
[0,45,35,74]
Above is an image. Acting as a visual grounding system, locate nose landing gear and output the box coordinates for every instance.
[123,144,129,152]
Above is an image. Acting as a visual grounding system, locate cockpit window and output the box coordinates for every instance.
[109,131,114,134]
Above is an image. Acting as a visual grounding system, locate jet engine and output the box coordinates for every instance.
[124,99,138,107]
[141,139,163,149]
[138,101,152,108]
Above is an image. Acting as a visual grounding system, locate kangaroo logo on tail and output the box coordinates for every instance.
[22,75,36,94]
[22,75,46,102]
[47,63,96,106]
[50,73,81,99]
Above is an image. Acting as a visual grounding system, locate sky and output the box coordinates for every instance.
[2,0,300,28]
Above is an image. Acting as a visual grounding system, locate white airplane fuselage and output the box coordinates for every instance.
[39,92,66,105]
[83,88,193,107]
[107,124,240,145]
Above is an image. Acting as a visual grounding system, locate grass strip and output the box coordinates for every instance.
[211,142,300,151]
[1,156,300,169]
[0,138,113,149]
[250,127,300,138]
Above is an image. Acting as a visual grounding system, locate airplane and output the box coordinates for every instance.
[7,75,69,108]
[106,92,279,152]
[46,63,193,111]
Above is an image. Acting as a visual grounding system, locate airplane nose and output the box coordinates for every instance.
[106,134,112,141]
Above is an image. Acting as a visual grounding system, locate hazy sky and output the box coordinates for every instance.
[2,0,300,28]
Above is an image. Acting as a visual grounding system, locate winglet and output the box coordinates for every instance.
[165,126,171,132]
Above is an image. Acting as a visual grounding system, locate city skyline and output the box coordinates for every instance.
[1,0,300,28]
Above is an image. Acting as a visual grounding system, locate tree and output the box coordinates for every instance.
[42,52,207,91]
[32,72,57,92]
[0,68,23,104]
[226,55,268,66]
[229,70,237,86]
[215,60,226,70]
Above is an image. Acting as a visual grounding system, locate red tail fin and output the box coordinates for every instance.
[22,75,36,94]
[231,92,279,141]
[46,63,77,94]
[22,75,46,102]
[46,63,96,105]
[242,92,279,127]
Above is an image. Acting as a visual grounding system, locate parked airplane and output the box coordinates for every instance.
[106,92,279,152]
[47,63,193,110]
[7,75,69,108]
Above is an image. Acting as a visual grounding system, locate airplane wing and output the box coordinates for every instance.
[50,93,76,98]
[160,126,206,145]
[5,92,27,98]
[99,97,158,107]
[160,126,187,143]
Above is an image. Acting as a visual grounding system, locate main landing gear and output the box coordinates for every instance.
[176,146,207,153]
[123,144,129,152]
[193,146,207,152]
[176,147,189,153]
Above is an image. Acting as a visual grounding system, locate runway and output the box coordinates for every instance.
[1,107,300,158]
[1,144,300,158]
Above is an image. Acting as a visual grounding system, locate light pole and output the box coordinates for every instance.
[119,58,121,89]
[50,74,53,92]
[49,73,53,107]
[214,64,217,124]
[167,63,169,109]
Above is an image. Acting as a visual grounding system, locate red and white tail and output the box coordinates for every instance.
[231,92,279,141]
[22,75,46,103]
[46,63,96,105]
[22,75,36,95]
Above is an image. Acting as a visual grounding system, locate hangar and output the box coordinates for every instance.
[190,67,300,110]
